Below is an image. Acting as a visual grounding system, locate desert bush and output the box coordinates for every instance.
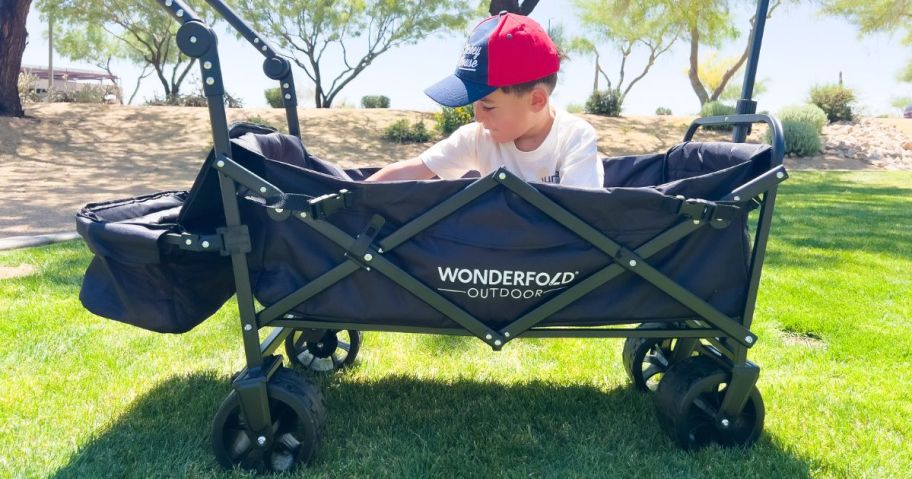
[17,72,40,104]
[809,84,855,122]
[777,104,827,134]
[434,105,474,135]
[361,95,390,109]
[699,101,737,131]
[384,119,432,143]
[766,119,821,157]
[265,87,284,108]
[585,89,622,116]
[655,106,672,116]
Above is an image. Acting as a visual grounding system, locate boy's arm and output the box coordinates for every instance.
[559,126,604,188]
[365,157,436,181]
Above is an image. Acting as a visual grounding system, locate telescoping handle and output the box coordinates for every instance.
[684,114,785,168]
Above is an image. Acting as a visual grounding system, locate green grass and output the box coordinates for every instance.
[1,171,910,478]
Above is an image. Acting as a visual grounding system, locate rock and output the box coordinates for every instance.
[903,142,912,151]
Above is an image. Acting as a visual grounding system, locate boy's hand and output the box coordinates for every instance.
[365,157,436,182]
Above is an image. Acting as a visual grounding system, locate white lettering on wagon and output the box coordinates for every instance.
[435,266,579,300]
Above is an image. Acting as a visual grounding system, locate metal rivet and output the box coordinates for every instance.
[724,116,730,121]
[185,239,192,246]
[745,336,754,344]
[283,82,290,89]
[494,340,502,346]
[629,259,637,267]
[257,436,266,446]
[317,343,323,348]
[216,160,224,167]
[259,186,267,193]
[693,219,701,225]
[284,94,291,100]
[377,248,384,253]
[205,77,214,85]
[275,208,284,213]
[363,253,373,262]
[721,418,730,428]
[300,212,307,218]
[244,324,252,331]
[165,0,172,5]
[261,45,267,51]
[189,36,197,44]
[498,172,506,180]
[254,38,260,44]
[203,61,212,70]
[504,332,510,338]
[202,241,210,248]
[176,9,183,17]
[776,172,785,179]
[734,196,741,201]
[485,334,493,340]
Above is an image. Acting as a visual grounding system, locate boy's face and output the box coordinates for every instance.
[473,87,547,143]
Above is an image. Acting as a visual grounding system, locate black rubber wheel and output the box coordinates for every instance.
[212,368,326,472]
[285,329,362,372]
[622,322,677,392]
[653,356,764,450]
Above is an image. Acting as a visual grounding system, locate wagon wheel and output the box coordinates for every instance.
[285,329,362,372]
[212,368,326,472]
[653,356,764,450]
[622,322,679,392]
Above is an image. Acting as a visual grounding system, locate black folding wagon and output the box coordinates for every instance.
[76,0,788,472]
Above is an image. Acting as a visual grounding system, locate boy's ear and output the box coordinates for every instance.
[528,86,549,112]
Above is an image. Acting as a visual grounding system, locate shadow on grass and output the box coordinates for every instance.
[52,371,812,478]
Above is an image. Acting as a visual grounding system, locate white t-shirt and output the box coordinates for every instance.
[419,109,604,188]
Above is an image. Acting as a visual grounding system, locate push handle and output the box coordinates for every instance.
[684,113,785,167]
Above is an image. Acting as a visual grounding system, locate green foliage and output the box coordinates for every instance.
[777,104,828,134]
[144,90,242,108]
[655,106,672,116]
[46,85,117,104]
[361,95,390,109]
[383,119,432,143]
[585,89,622,116]
[264,87,284,108]
[891,96,912,113]
[235,0,475,107]
[767,120,822,157]
[809,84,856,122]
[434,105,474,135]
[566,103,585,114]
[699,101,736,131]
[243,115,281,131]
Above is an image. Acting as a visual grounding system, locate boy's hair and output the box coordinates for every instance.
[499,73,558,96]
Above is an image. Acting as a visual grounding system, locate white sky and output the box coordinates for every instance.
[21,1,912,116]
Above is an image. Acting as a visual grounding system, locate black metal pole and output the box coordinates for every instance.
[202,0,301,137]
[733,0,770,143]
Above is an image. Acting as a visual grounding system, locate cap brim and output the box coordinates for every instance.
[424,74,497,108]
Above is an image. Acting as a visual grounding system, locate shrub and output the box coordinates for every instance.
[265,87,284,108]
[809,84,855,123]
[777,104,827,134]
[699,101,737,131]
[434,105,474,135]
[766,119,821,157]
[145,91,240,108]
[566,103,584,114]
[585,89,622,116]
[383,119,432,143]
[655,106,672,116]
[244,115,281,131]
[17,72,40,104]
[361,95,390,109]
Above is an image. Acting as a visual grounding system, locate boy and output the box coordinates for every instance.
[367,12,604,188]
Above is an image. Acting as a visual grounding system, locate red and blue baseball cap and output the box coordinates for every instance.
[425,12,560,107]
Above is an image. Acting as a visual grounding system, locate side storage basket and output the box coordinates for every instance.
[76,191,235,333]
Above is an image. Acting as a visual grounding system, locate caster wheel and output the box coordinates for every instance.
[212,368,326,472]
[285,329,362,372]
[653,356,764,450]
[622,322,677,392]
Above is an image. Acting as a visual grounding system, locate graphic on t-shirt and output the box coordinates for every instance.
[541,170,560,184]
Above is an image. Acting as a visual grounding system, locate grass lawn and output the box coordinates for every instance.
[1,171,910,478]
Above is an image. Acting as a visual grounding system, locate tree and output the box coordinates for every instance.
[569,0,680,108]
[821,0,912,85]
[0,0,32,117]
[674,0,786,106]
[694,51,767,102]
[37,0,211,104]
[233,0,475,108]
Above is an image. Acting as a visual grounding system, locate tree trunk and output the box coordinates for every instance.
[0,0,33,117]
[686,26,709,106]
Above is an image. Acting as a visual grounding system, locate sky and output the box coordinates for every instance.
[20,1,912,116]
